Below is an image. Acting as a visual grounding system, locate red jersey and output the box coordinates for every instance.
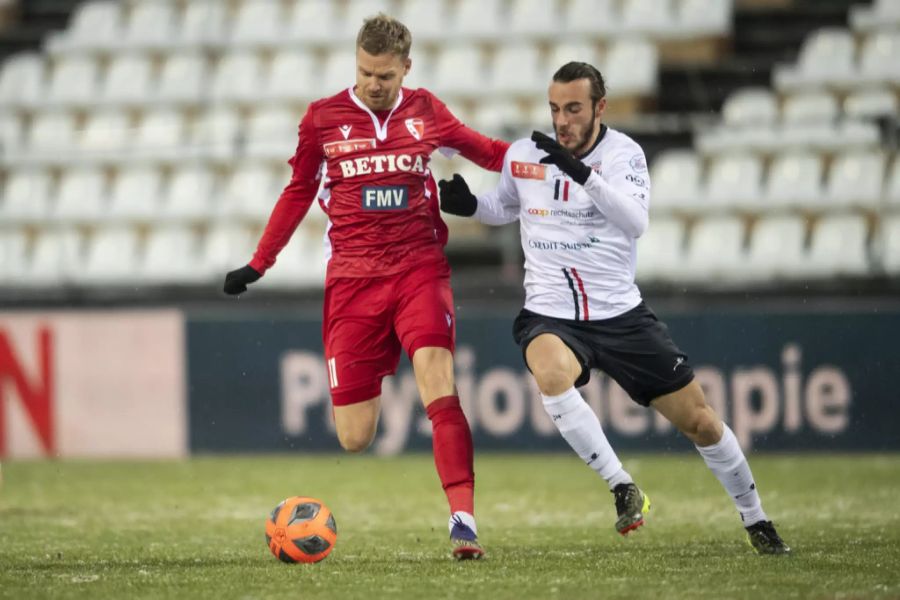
[248,87,509,279]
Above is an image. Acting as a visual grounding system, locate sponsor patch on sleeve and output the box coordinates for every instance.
[511,161,547,180]
[629,153,647,173]
[362,185,409,210]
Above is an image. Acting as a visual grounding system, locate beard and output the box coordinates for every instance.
[553,107,598,157]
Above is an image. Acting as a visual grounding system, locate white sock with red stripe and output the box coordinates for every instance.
[542,387,632,489]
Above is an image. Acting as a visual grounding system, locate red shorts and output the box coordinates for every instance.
[322,261,455,406]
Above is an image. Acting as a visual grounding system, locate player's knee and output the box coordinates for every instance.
[532,366,574,397]
[337,429,375,453]
[684,407,722,446]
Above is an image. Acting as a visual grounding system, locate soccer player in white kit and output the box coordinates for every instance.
[438,62,790,554]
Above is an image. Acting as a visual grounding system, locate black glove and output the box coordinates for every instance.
[531,131,592,186]
[223,264,262,295]
[438,173,477,217]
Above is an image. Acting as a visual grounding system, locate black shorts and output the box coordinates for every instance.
[512,302,695,406]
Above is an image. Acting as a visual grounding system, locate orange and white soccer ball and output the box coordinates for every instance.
[265,496,337,564]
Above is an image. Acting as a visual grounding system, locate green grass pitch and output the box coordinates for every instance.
[1,454,898,599]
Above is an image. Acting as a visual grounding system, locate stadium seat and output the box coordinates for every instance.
[682,216,747,281]
[230,0,286,46]
[781,91,839,124]
[210,52,264,103]
[621,0,674,37]
[547,42,601,73]
[603,38,657,96]
[188,107,241,160]
[0,53,45,108]
[880,216,900,275]
[0,228,28,283]
[222,164,279,220]
[490,44,544,96]
[78,226,141,284]
[804,215,870,277]
[159,165,215,222]
[0,168,52,222]
[722,88,778,127]
[133,109,186,161]
[470,100,526,135]
[507,0,562,37]
[432,47,487,97]
[53,167,108,223]
[123,1,177,49]
[451,0,503,39]
[0,113,23,157]
[26,111,78,159]
[704,153,763,210]
[264,51,316,102]
[562,0,618,36]
[825,150,886,209]
[245,107,302,160]
[843,88,898,120]
[26,228,83,285]
[676,0,733,37]
[763,152,823,209]
[701,88,779,152]
[396,0,447,42]
[48,0,122,52]
[850,0,900,32]
[774,28,856,90]
[46,56,100,106]
[321,49,357,97]
[743,215,808,280]
[177,0,227,46]
[856,31,900,86]
[885,156,900,209]
[649,149,703,211]
[107,167,162,221]
[141,225,202,283]
[635,217,685,281]
[285,0,336,44]
[101,54,153,105]
[156,53,208,104]
[259,227,328,288]
[341,0,390,39]
[199,223,256,279]
[79,110,132,158]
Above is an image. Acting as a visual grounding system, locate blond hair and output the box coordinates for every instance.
[356,13,412,58]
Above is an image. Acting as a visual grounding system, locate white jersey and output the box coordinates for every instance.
[475,126,650,320]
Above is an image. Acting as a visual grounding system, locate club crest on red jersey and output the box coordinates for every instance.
[405,118,425,141]
[512,161,547,180]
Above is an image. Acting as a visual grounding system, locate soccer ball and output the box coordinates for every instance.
[265,496,337,564]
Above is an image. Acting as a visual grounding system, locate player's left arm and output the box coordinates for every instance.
[428,91,509,172]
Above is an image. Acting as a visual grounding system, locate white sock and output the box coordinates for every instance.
[695,424,768,526]
[542,387,632,490]
[448,511,477,535]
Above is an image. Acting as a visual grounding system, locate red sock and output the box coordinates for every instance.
[426,395,475,515]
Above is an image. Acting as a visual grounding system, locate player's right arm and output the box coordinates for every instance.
[223,106,324,295]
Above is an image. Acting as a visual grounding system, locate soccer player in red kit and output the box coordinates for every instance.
[222,14,508,560]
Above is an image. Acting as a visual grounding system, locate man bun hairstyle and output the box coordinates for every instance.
[552,61,607,104]
[356,13,412,59]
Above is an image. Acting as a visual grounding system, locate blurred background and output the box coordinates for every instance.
[0,0,898,459]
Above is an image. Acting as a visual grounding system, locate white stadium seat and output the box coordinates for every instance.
[843,88,898,120]
[53,167,108,223]
[508,0,562,37]
[825,150,886,209]
[178,0,227,46]
[432,47,487,97]
[603,38,657,96]
[744,216,808,280]
[804,215,869,277]
[396,0,447,42]
[856,31,900,85]
[781,91,839,124]
[341,0,390,39]
[0,53,45,107]
[635,217,685,281]
[763,152,823,209]
[470,100,526,135]
[851,0,900,31]
[133,109,186,160]
[321,50,357,96]
[885,156,900,209]
[547,42,601,73]
[880,216,900,275]
[259,226,328,288]
[722,88,778,127]
[188,107,241,160]
[101,54,153,105]
[230,0,286,46]
[774,28,856,90]
[49,0,121,51]
[123,1,177,48]
[160,165,215,222]
[222,164,278,219]
[704,153,763,210]
[452,0,503,39]
[621,0,675,37]
[562,0,618,36]
[285,0,336,44]
[25,228,83,285]
[0,168,52,222]
[156,53,208,103]
[682,216,746,281]
[210,52,265,102]
[79,110,132,158]
[141,225,202,283]
[649,150,703,211]
[244,107,302,160]
[0,229,28,282]
[200,224,256,279]
[78,226,141,284]
[490,44,544,96]
[46,56,99,106]
[27,111,78,158]
[676,0,733,37]
[265,51,316,102]
[107,167,162,221]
